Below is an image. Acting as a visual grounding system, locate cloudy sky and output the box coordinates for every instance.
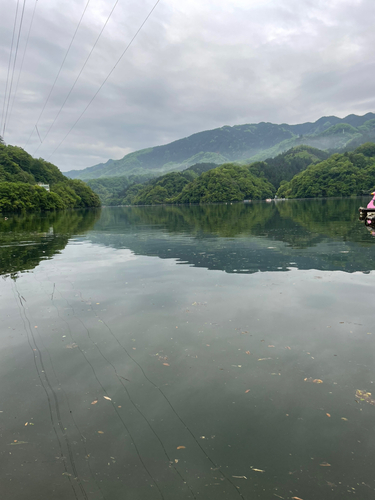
[1,0,374,172]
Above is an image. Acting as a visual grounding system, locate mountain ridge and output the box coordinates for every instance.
[65,112,375,180]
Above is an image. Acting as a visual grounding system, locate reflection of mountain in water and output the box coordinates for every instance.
[0,209,101,278]
[89,200,375,273]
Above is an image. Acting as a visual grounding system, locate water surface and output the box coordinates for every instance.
[1,199,375,500]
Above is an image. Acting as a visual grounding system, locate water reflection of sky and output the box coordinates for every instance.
[1,202,375,499]
[2,242,375,499]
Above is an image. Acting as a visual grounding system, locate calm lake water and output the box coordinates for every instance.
[1,198,375,500]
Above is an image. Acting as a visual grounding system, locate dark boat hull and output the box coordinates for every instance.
[359,207,375,224]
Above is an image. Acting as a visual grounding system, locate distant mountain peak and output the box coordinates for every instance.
[65,112,375,180]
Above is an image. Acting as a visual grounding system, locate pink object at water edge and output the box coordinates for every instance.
[367,192,375,209]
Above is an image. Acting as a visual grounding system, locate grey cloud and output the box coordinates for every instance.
[0,0,374,171]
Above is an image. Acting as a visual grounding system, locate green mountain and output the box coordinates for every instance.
[90,162,221,205]
[104,147,326,206]
[277,143,375,198]
[173,163,275,204]
[0,139,100,212]
[117,162,275,205]
[65,113,375,180]
[103,143,375,205]
[85,172,156,206]
[249,145,330,189]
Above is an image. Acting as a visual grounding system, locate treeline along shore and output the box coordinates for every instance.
[2,138,375,212]
[86,143,375,206]
[0,138,100,213]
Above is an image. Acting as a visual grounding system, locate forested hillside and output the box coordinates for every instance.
[99,143,375,205]
[0,139,100,212]
[277,143,375,198]
[249,145,329,189]
[101,163,219,205]
[85,173,155,206]
[115,163,274,205]
[173,164,275,203]
[65,113,375,180]
[105,147,325,205]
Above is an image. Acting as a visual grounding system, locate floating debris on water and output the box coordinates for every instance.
[304,377,323,384]
[355,389,375,405]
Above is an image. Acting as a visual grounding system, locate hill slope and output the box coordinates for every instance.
[0,140,100,212]
[65,113,375,180]
[116,162,275,205]
[99,147,328,205]
[277,143,375,198]
[99,144,375,205]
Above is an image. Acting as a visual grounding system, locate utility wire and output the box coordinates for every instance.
[47,0,161,161]
[23,0,91,149]
[1,0,20,136]
[3,0,27,138]
[32,0,119,157]
[35,124,42,142]
[7,0,39,132]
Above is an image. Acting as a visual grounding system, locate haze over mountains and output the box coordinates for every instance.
[65,113,375,180]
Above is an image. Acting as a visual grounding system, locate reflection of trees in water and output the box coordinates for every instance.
[276,197,372,246]
[96,199,374,249]
[3,200,374,277]
[0,209,101,278]
[97,203,278,237]
[92,201,375,274]
[96,203,328,249]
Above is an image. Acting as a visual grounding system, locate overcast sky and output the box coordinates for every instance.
[1,0,374,171]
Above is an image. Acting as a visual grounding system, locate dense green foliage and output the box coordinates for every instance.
[85,173,155,205]
[52,179,102,208]
[277,143,375,198]
[174,163,275,203]
[249,145,329,189]
[0,182,64,212]
[86,142,375,206]
[115,163,274,205]
[183,162,219,176]
[0,144,65,185]
[120,171,192,205]
[86,168,219,206]
[112,163,217,205]
[66,113,375,180]
[0,141,100,212]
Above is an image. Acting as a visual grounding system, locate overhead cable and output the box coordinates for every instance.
[47,0,161,161]
[23,0,91,149]
[35,125,42,143]
[1,0,20,136]
[32,0,119,157]
[7,0,39,132]
[3,0,27,138]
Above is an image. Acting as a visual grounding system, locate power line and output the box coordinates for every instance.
[47,0,161,161]
[3,0,27,138]
[7,0,39,132]
[1,0,20,136]
[23,0,91,149]
[32,0,119,157]
[35,125,42,142]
